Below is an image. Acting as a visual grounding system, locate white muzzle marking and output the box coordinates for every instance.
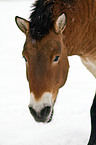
[29,92,53,113]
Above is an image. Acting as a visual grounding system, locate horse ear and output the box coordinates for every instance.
[55,13,66,33]
[15,16,29,34]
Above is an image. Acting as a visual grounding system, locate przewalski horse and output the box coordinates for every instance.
[15,0,96,144]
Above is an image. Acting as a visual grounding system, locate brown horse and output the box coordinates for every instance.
[15,0,96,144]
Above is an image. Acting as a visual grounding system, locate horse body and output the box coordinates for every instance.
[15,0,96,143]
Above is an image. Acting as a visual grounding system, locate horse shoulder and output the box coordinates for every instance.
[80,56,96,78]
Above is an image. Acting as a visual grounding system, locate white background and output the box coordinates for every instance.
[0,1,96,145]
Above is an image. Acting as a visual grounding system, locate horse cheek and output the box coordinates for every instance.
[59,57,69,88]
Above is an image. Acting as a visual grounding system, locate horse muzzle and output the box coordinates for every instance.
[28,92,55,123]
[29,105,54,123]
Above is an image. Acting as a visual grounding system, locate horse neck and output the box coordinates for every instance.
[54,0,96,57]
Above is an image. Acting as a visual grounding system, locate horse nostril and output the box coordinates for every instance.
[29,106,36,117]
[41,106,51,117]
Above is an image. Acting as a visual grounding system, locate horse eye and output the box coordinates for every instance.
[53,56,60,62]
[23,56,27,62]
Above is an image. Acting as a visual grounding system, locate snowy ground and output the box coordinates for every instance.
[0,1,96,145]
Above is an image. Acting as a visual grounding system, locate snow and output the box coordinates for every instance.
[0,1,96,145]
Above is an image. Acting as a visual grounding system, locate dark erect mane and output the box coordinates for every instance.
[29,0,74,40]
[29,0,55,40]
